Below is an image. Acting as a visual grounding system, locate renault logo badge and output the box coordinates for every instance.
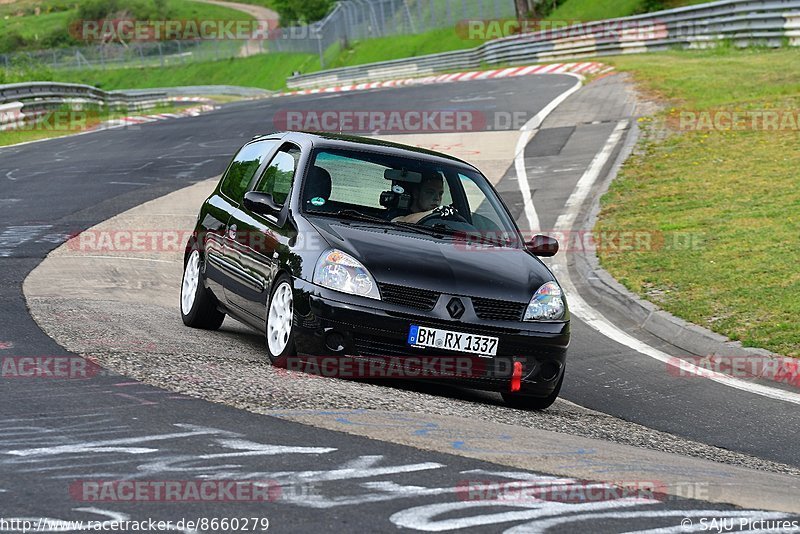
[447,297,465,319]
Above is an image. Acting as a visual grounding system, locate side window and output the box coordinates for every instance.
[254,147,300,205]
[459,173,504,231]
[220,140,277,202]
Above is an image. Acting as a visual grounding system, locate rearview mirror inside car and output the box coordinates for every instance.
[384,168,422,183]
[243,191,282,217]
[526,234,559,257]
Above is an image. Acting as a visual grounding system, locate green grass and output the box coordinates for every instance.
[606,47,800,108]
[0,0,252,52]
[324,27,480,69]
[322,0,720,67]
[34,51,318,90]
[548,0,647,21]
[13,24,482,91]
[595,47,800,357]
[2,0,730,89]
[3,24,478,90]
[0,0,76,50]
[0,101,193,146]
[548,0,717,21]
[221,0,275,9]
[166,1,254,21]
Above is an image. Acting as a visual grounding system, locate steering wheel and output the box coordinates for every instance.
[418,205,468,226]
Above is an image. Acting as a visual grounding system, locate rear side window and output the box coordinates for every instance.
[254,146,300,205]
[220,140,277,201]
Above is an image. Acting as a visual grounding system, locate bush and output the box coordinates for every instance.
[272,0,333,25]
[0,31,28,54]
[40,27,80,49]
[76,0,172,21]
[0,60,56,83]
[634,0,665,15]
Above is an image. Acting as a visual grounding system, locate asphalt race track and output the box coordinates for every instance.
[2,74,799,532]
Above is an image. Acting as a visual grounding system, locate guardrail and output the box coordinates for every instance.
[287,0,800,89]
[0,82,167,129]
[120,85,273,98]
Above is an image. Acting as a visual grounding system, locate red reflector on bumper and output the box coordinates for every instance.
[510,361,522,392]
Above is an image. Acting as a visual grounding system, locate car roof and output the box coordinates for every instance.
[254,131,480,172]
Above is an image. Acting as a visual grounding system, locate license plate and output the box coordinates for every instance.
[407,325,498,356]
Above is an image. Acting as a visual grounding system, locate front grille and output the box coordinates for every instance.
[353,336,416,358]
[378,283,440,311]
[351,333,515,383]
[472,297,527,321]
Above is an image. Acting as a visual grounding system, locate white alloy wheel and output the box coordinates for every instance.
[267,281,293,356]
[181,250,201,316]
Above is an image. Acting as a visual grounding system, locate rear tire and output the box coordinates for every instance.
[502,370,564,410]
[180,246,225,330]
[265,274,296,368]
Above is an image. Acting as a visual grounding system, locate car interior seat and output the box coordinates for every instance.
[303,165,333,211]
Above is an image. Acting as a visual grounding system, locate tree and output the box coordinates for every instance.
[514,0,532,19]
[517,0,562,19]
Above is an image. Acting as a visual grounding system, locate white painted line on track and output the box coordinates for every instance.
[514,73,584,234]
[541,120,800,406]
[554,121,628,231]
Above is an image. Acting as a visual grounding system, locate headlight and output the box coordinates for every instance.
[524,281,565,321]
[313,249,380,300]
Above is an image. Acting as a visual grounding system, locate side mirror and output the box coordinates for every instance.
[526,234,559,257]
[243,191,282,217]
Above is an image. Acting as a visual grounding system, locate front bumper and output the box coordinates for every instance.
[291,279,569,397]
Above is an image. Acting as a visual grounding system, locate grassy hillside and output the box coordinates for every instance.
[598,47,800,357]
[550,0,715,20]
[323,27,478,69]
[7,51,316,90]
[0,0,726,90]
[0,0,252,53]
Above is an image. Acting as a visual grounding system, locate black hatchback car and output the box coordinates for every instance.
[181,131,569,409]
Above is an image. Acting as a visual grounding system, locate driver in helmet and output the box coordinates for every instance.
[392,171,445,224]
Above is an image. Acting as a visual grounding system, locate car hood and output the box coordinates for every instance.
[309,218,557,303]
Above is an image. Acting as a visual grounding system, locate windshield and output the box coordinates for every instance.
[301,148,521,245]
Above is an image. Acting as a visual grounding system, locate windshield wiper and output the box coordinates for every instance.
[331,209,393,225]
[390,221,457,238]
[308,209,393,226]
[314,209,457,238]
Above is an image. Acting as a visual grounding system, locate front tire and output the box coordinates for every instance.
[502,371,564,410]
[265,274,295,367]
[180,247,225,330]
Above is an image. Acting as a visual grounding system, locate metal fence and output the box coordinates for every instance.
[287,0,800,88]
[3,0,797,77]
[0,0,515,72]
[1,39,253,73]
[272,0,516,65]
